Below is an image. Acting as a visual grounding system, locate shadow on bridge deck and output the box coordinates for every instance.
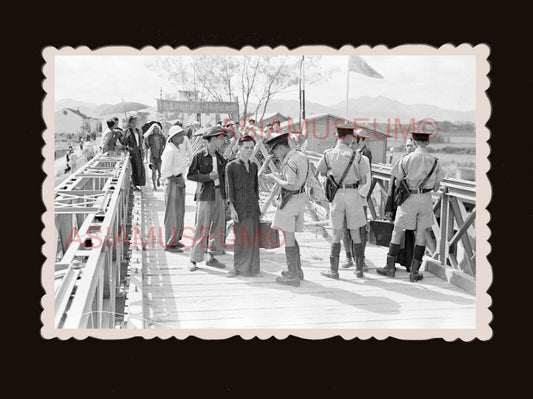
[135,166,476,330]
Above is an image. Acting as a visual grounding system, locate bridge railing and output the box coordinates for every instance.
[54,152,132,328]
[191,135,476,277]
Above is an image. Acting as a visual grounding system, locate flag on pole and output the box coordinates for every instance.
[348,55,383,79]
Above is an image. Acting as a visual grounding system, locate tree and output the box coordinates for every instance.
[149,55,335,124]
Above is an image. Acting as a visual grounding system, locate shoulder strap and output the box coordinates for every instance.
[302,157,310,188]
[400,154,408,175]
[338,150,357,186]
[323,150,331,169]
[419,158,438,188]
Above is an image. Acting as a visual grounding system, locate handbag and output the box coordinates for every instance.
[324,150,357,202]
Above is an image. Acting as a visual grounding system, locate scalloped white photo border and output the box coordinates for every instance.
[41,44,492,340]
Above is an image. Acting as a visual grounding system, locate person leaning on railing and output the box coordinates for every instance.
[377,131,444,282]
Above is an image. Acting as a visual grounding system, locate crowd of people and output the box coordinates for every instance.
[102,114,443,286]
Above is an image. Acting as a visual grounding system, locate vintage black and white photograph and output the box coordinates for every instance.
[42,45,490,338]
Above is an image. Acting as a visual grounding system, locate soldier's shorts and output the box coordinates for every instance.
[272,193,306,233]
[394,192,433,230]
[330,188,366,230]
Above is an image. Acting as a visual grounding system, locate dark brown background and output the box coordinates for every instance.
[9,7,528,395]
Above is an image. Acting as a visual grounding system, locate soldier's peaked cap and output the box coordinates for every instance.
[264,132,290,149]
[336,122,354,136]
[411,131,432,141]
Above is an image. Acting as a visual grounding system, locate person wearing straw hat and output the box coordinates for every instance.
[161,126,188,252]
[123,115,146,190]
[316,123,369,279]
[377,131,444,282]
[187,125,232,271]
[264,131,309,287]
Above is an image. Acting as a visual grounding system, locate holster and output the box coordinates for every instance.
[279,185,305,210]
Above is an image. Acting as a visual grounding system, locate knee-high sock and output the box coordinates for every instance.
[413,245,425,261]
[388,243,401,257]
[342,229,352,258]
[360,225,367,252]
[353,243,364,258]
[330,242,341,258]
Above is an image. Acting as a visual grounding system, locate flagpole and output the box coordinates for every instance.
[301,56,306,121]
[345,57,349,121]
[299,57,302,129]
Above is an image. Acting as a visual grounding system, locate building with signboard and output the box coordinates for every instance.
[157,98,240,127]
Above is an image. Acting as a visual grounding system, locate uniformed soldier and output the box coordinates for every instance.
[377,131,444,282]
[342,128,372,270]
[264,132,309,287]
[316,123,369,279]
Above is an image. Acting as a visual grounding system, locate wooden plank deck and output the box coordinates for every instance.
[139,175,476,329]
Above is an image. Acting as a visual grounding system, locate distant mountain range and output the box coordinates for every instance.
[248,95,474,123]
[56,98,150,117]
[56,95,474,122]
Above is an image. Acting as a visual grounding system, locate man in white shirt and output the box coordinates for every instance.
[160,126,187,252]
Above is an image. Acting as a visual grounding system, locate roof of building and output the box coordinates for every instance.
[256,112,289,121]
[278,113,388,138]
[66,108,91,119]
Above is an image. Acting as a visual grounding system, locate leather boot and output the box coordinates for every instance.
[276,247,300,287]
[341,256,354,269]
[377,255,396,278]
[321,256,340,280]
[362,257,369,272]
[409,259,424,282]
[283,242,304,280]
[355,257,365,278]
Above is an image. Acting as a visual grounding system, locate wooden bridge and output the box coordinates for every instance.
[53,139,477,330]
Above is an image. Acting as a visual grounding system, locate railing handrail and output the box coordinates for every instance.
[55,152,132,328]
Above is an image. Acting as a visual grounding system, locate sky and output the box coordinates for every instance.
[54,55,476,111]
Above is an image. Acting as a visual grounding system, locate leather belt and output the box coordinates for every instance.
[339,183,359,189]
[409,188,432,194]
[283,187,305,195]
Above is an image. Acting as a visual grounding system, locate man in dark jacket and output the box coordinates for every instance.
[187,126,232,271]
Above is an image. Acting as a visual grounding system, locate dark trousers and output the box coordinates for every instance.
[164,177,185,247]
